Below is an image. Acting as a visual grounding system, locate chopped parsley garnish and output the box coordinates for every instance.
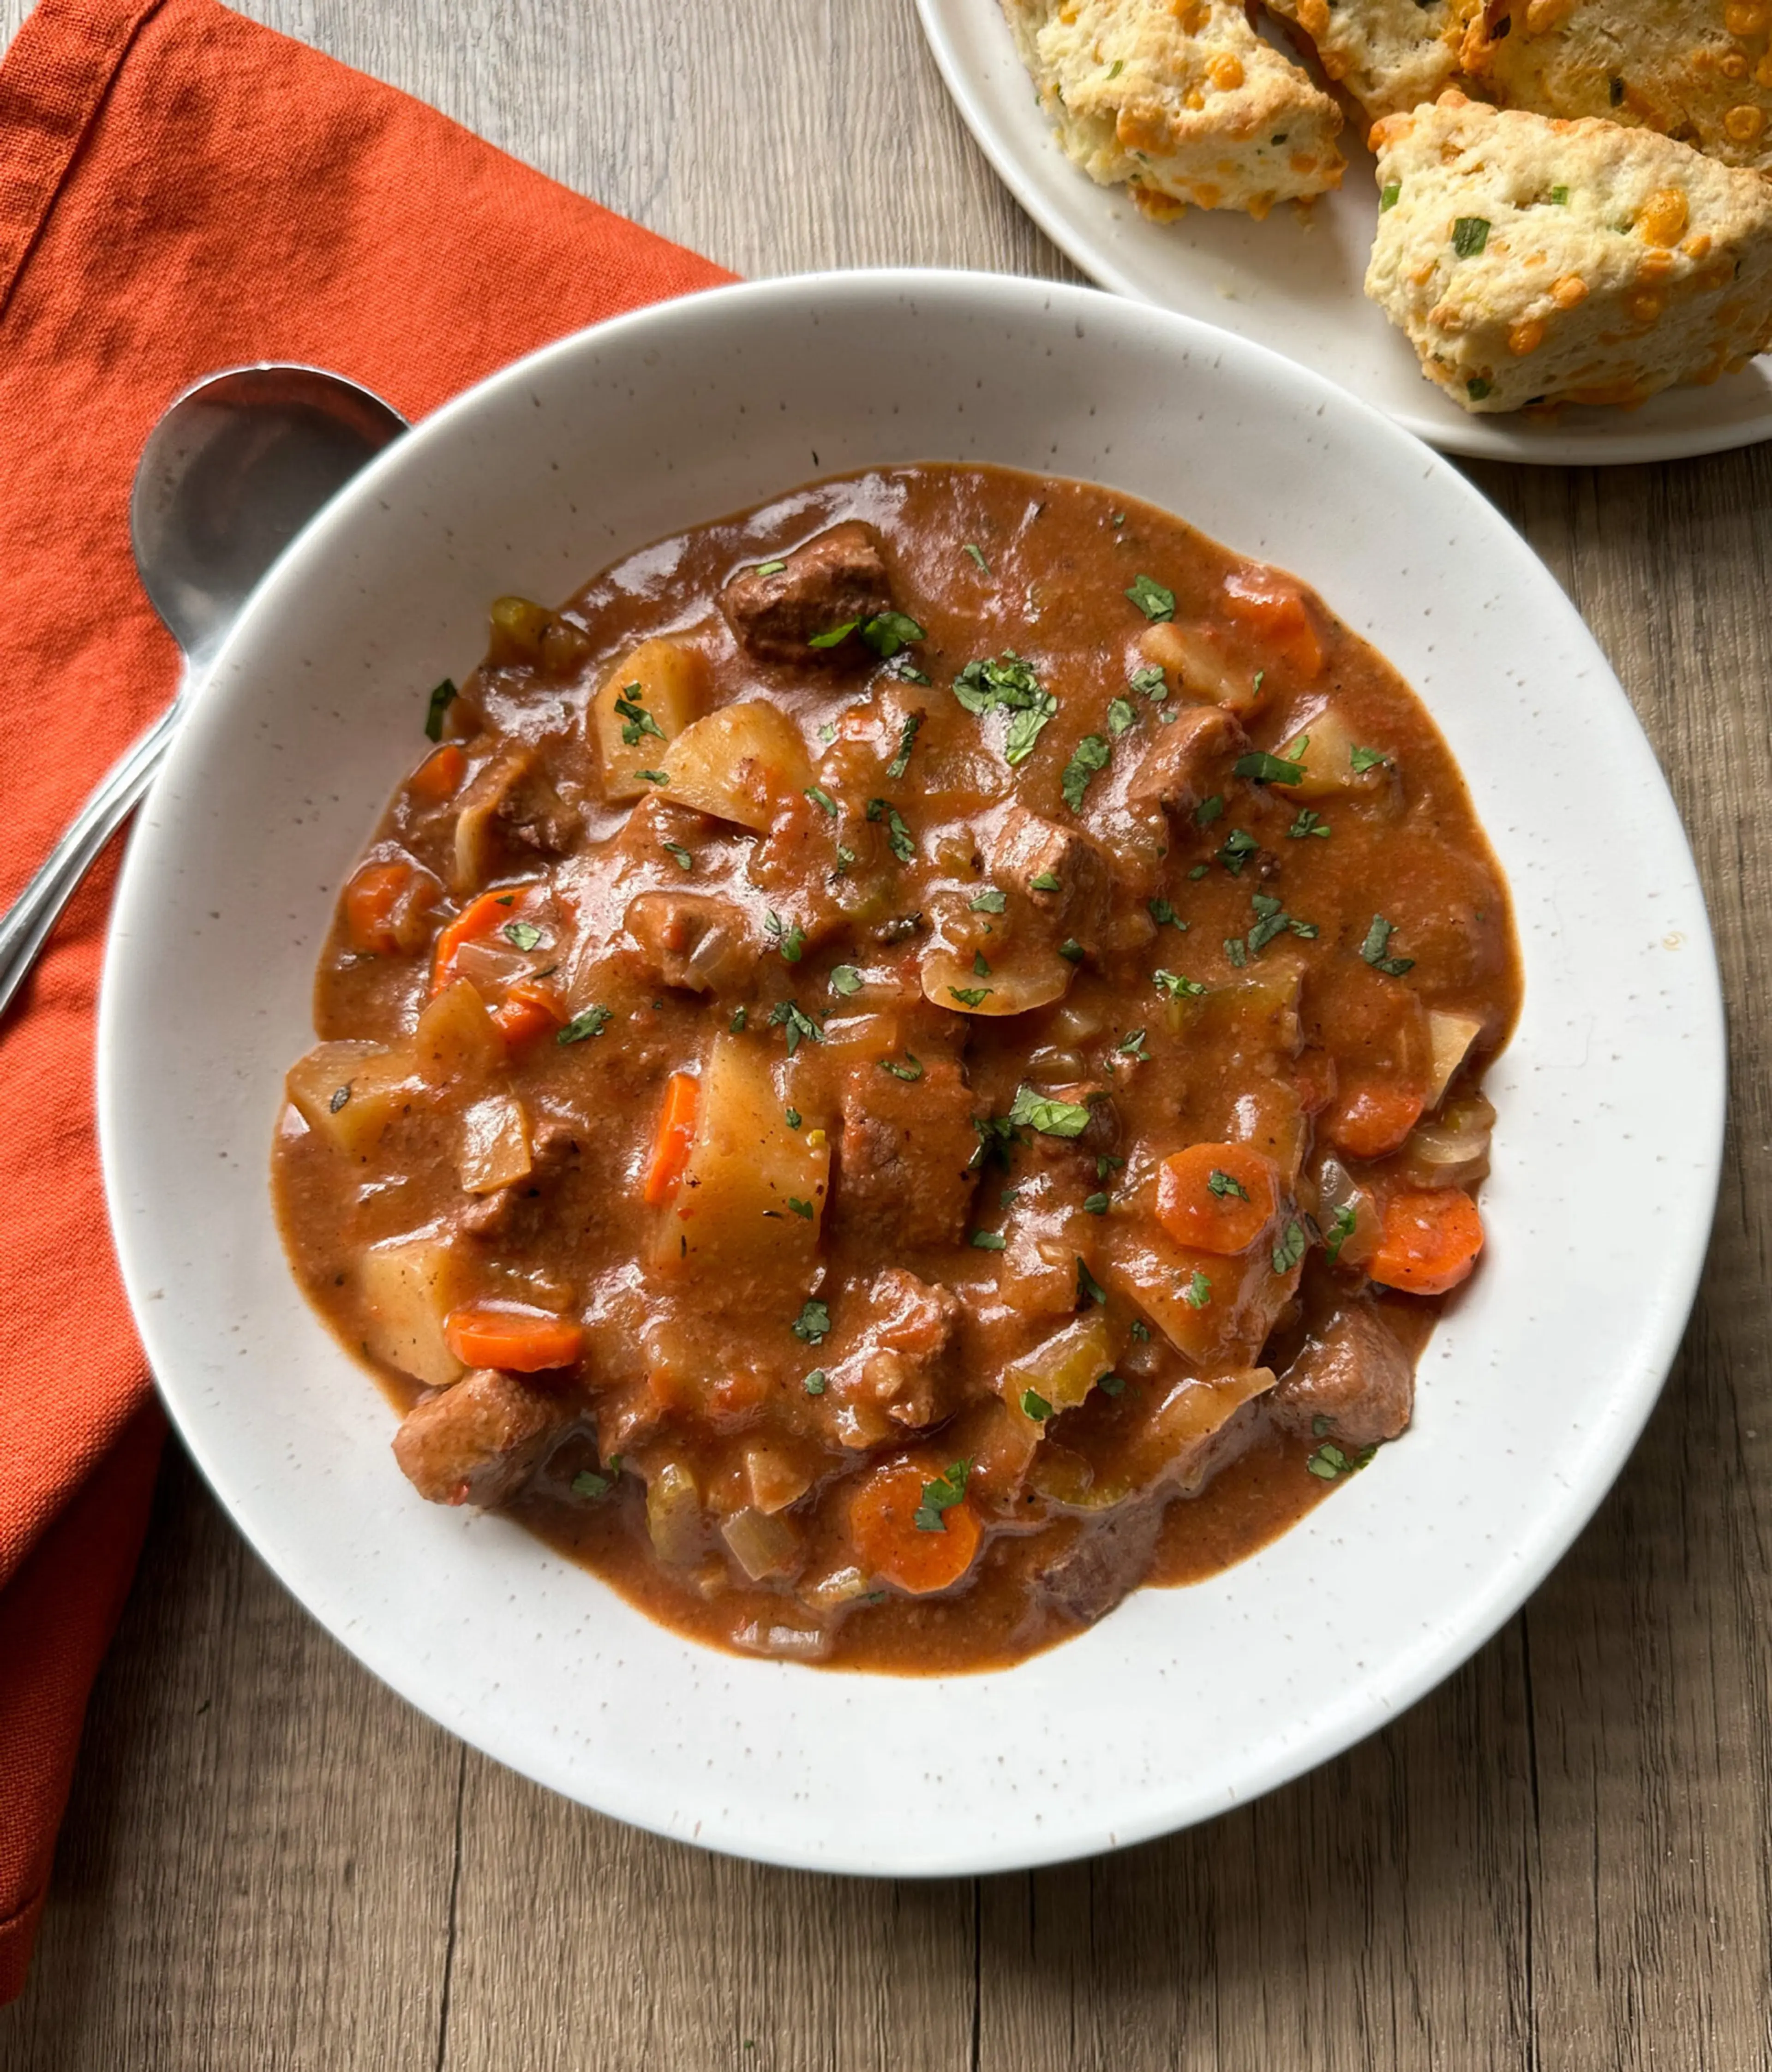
[880,1053,923,1082]
[635,769,668,785]
[1060,734,1111,812]
[730,1006,748,1033]
[1207,1168,1250,1201]
[571,1469,612,1499]
[788,1197,814,1221]
[802,1369,827,1396]
[1099,1372,1128,1397]
[1006,1086,1091,1138]
[1216,828,1260,875]
[791,1299,831,1345]
[962,543,991,574]
[769,1000,824,1055]
[1360,914,1415,977]
[615,687,666,746]
[1125,573,1176,621]
[1224,937,1248,968]
[1129,664,1167,702]
[970,1229,1007,1251]
[952,652,1058,765]
[807,620,858,649]
[1194,794,1224,827]
[1308,1441,1377,1481]
[502,919,543,952]
[1083,1192,1110,1215]
[804,784,838,817]
[1325,1203,1359,1265]
[971,1114,1020,1170]
[862,612,926,660]
[1183,1270,1212,1310]
[886,711,923,778]
[784,1107,802,1129]
[1076,1257,1108,1308]
[1130,1319,1151,1342]
[1549,184,1569,205]
[866,798,916,861]
[423,678,458,741]
[1379,180,1401,212]
[834,845,856,876]
[1189,864,1209,880]
[329,1084,351,1113]
[830,965,863,997]
[1287,807,1329,840]
[1272,1219,1307,1275]
[661,840,694,871]
[1350,744,1389,774]
[915,1458,974,1531]
[755,559,788,577]
[970,886,1007,913]
[1452,215,1491,258]
[1154,969,1206,1000]
[764,911,806,963]
[949,986,992,1007]
[1233,750,1305,786]
[1118,1027,1150,1061]
[1029,869,1062,893]
[1057,938,1085,963]
[557,1005,612,1044]
[1247,892,1292,955]
[1107,697,1137,737]
[1148,897,1186,930]
[1467,377,1493,402]
[1021,1389,1054,1422]
[972,950,990,976]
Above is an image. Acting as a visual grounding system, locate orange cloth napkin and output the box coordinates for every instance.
[0,0,730,2001]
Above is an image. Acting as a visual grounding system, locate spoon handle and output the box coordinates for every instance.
[0,699,184,1024]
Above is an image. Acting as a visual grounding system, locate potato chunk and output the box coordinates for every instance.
[591,638,707,802]
[355,1237,473,1387]
[456,1093,533,1194]
[656,702,811,833]
[286,1041,420,1158]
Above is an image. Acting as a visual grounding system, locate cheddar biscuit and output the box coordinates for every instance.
[1365,91,1772,412]
[1265,0,1462,124]
[1460,0,1772,174]
[1002,0,1345,219]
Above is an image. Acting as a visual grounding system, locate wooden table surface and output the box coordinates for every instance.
[4,1,1771,2065]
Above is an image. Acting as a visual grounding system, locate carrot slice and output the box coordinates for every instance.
[642,1072,699,1206]
[343,860,417,956]
[431,888,529,996]
[492,981,565,1053]
[851,1460,982,1596]
[409,741,467,802]
[1325,1080,1425,1162]
[443,1304,584,1372]
[1369,1190,1484,1296]
[1155,1141,1280,1255]
[1221,566,1323,678]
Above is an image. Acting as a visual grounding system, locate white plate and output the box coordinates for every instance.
[99,270,1723,1875]
[916,0,1772,465]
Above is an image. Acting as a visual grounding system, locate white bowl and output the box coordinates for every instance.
[98,271,1724,1875]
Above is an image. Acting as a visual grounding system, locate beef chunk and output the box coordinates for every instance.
[461,1116,584,1242]
[1023,1082,1119,1169]
[1126,704,1249,815]
[453,743,579,890]
[623,890,755,993]
[1269,1301,1413,1448]
[392,1367,570,1507]
[834,1055,982,1248]
[988,806,1110,945]
[852,1268,962,1431]
[720,521,894,663]
[1033,1501,1164,1626]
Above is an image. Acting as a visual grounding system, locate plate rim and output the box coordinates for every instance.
[912,0,1772,468]
[96,266,1729,1875]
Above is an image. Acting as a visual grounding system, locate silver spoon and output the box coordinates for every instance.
[0,364,407,1022]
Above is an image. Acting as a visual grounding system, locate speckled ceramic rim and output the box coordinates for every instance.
[98,270,1725,1875]
[915,0,1772,467]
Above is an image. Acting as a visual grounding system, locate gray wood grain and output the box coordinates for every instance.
[3,1,1771,2066]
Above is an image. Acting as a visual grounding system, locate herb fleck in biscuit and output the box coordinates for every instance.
[1461,0,1772,174]
[1365,90,1772,412]
[1002,0,1345,220]
[1266,0,1462,123]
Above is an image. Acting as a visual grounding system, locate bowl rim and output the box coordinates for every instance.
[97,266,1728,1875]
